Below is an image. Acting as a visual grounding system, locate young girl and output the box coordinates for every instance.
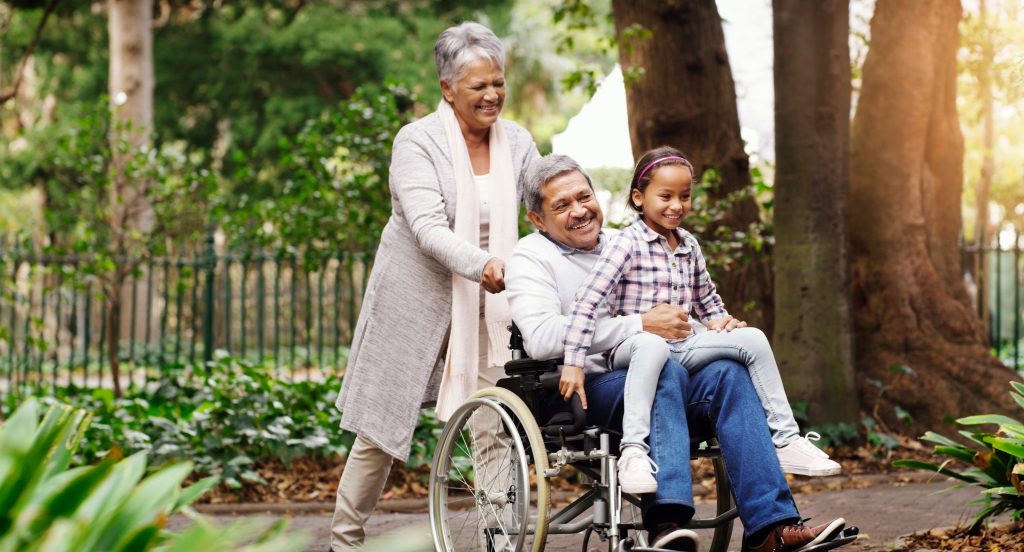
[562,146,840,494]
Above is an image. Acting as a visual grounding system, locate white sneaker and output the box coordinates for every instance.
[776,433,842,476]
[617,447,659,494]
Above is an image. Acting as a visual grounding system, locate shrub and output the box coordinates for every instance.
[0,399,306,551]
[3,356,352,490]
[893,380,1024,531]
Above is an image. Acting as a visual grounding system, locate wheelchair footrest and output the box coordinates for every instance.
[800,526,860,552]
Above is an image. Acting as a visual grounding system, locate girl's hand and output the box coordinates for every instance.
[482,258,506,293]
[708,315,747,332]
[559,366,588,410]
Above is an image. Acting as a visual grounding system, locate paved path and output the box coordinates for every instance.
[174,478,984,551]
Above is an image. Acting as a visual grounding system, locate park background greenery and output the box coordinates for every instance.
[1,0,1024,545]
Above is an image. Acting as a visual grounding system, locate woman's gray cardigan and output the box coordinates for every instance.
[335,112,538,461]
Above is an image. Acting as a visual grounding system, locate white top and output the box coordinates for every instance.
[475,173,491,250]
[505,229,644,374]
[474,172,491,228]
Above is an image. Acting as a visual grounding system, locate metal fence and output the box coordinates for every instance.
[2,230,1021,399]
[0,231,373,397]
[962,235,1023,371]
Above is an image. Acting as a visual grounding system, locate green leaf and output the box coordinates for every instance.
[175,476,219,510]
[93,461,193,551]
[986,437,1024,459]
[26,460,115,537]
[891,459,979,483]
[933,445,976,464]
[958,414,1023,427]
[920,431,963,448]
[982,486,1021,496]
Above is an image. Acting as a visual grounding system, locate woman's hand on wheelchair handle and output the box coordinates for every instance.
[481,258,506,293]
[559,365,588,410]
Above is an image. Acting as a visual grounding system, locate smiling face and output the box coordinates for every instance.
[631,164,693,239]
[527,170,604,251]
[440,56,505,136]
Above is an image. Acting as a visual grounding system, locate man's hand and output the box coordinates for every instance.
[641,303,692,340]
[707,315,746,332]
[559,365,588,410]
[482,258,506,293]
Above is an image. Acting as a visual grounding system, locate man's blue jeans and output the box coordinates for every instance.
[581,358,800,537]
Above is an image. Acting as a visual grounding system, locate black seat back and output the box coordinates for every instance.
[501,323,586,438]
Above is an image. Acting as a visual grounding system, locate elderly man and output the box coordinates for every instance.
[505,154,850,552]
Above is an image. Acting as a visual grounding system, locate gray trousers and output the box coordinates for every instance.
[611,328,800,451]
[330,321,505,551]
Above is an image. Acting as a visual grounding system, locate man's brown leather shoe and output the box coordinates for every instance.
[743,518,845,552]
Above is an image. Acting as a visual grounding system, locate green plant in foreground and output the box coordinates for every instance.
[0,399,307,552]
[893,381,1024,531]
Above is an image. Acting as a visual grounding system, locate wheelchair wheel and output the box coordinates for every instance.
[707,453,735,552]
[429,387,550,552]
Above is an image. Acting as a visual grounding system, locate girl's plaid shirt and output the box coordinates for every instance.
[563,218,728,368]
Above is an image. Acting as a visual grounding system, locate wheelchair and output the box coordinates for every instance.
[428,325,859,552]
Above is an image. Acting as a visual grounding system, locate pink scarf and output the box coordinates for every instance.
[434,101,517,421]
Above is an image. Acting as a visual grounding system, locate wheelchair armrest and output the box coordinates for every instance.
[503,357,560,377]
[538,372,587,437]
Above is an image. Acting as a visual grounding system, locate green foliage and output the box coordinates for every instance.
[807,421,859,450]
[893,381,1024,531]
[682,168,774,278]
[221,84,415,252]
[408,409,446,472]
[1,99,216,252]
[3,357,351,490]
[860,416,900,451]
[0,399,306,551]
[3,356,450,492]
[550,0,618,96]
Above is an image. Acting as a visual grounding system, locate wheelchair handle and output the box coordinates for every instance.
[538,373,587,437]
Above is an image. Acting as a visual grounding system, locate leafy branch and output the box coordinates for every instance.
[0,0,61,105]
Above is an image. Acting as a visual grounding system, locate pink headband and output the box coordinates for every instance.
[636,156,691,182]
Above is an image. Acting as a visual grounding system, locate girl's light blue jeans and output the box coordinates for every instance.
[612,328,801,450]
[573,359,801,536]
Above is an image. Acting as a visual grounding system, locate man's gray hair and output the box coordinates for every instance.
[434,22,506,85]
[524,154,594,214]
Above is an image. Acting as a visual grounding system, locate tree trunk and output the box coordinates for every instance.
[850,0,1020,432]
[971,0,994,326]
[772,0,857,424]
[108,0,154,395]
[611,0,773,336]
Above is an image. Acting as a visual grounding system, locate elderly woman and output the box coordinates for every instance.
[330,22,538,551]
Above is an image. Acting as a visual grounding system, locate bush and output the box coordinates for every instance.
[3,355,452,493]
[0,399,306,551]
[3,356,352,490]
[893,380,1024,531]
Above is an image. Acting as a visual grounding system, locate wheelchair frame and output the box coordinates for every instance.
[427,326,739,552]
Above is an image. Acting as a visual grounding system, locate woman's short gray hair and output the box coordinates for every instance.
[524,154,594,214]
[434,22,506,85]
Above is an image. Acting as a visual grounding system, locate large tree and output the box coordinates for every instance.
[773,0,856,423]
[850,0,1020,431]
[610,0,774,335]
[107,0,155,396]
